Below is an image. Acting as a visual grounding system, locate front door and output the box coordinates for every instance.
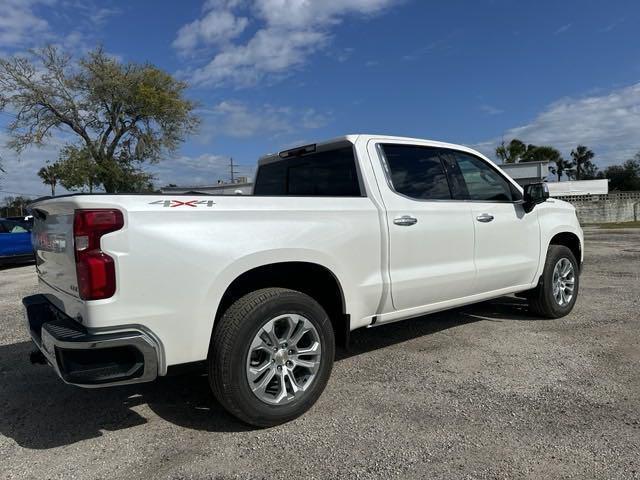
[444,150,541,293]
[369,142,477,311]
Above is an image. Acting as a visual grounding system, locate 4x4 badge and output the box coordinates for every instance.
[149,200,216,208]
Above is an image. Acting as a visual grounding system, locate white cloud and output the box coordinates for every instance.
[600,18,624,33]
[474,83,640,167]
[0,0,56,49]
[189,28,327,86]
[175,0,400,86]
[198,100,329,141]
[89,7,122,25]
[148,153,256,187]
[254,0,394,27]
[0,1,123,54]
[555,23,572,35]
[173,10,249,53]
[0,131,68,199]
[480,104,504,115]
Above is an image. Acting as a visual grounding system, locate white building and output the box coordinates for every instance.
[547,179,609,197]
[499,161,609,196]
[161,178,253,195]
[500,161,550,186]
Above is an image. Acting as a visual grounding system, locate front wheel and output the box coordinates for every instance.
[209,288,335,427]
[528,245,580,318]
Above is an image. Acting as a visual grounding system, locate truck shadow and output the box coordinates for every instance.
[0,260,36,271]
[337,296,540,360]
[0,296,539,449]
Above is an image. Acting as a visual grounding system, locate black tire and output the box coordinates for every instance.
[528,245,580,318]
[209,288,335,427]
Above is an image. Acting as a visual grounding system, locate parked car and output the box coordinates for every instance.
[6,215,34,230]
[23,135,583,426]
[0,219,34,266]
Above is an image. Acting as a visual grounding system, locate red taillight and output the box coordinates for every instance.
[73,209,124,300]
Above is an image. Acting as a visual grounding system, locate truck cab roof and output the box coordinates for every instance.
[259,134,487,166]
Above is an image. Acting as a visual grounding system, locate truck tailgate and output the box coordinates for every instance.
[32,203,79,298]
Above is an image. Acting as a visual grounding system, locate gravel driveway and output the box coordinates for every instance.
[1,226,639,479]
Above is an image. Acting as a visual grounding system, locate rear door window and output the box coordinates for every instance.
[380,144,452,200]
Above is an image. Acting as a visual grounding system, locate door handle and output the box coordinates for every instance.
[394,215,418,226]
[476,213,494,223]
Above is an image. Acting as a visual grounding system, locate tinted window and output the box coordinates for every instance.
[453,152,513,202]
[381,144,451,200]
[254,146,361,196]
[0,220,27,233]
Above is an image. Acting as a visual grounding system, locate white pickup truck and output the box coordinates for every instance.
[24,134,583,426]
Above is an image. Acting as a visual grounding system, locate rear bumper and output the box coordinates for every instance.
[23,294,159,388]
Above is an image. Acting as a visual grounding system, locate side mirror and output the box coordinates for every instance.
[523,182,549,213]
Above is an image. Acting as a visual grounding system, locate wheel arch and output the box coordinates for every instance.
[548,231,582,267]
[212,261,350,347]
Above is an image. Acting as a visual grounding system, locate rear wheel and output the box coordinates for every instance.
[209,288,335,427]
[528,245,580,318]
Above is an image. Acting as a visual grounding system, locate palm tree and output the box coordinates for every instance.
[549,158,574,181]
[38,164,60,196]
[521,145,562,164]
[496,139,527,163]
[570,145,596,180]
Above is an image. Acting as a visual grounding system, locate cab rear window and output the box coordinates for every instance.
[254,147,362,196]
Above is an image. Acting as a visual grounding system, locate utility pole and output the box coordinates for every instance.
[229,157,239,183]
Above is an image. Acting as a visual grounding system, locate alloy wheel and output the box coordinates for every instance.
[246,314,322,405]
[552,257,575,307]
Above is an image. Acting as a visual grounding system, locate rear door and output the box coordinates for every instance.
[369,142,477,311]
[441,149,541,292]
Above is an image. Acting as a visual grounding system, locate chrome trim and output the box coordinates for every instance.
[23,296,160,388]
[88,323,167,376]
[374,143,523,205]
[393,215,418,226]
[476,214,495,223]
[39,326,159,388]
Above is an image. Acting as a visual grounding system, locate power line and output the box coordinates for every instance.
[0,189,44,197]
[229,157,240,183]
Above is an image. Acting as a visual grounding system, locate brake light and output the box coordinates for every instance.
[73,209,124,300]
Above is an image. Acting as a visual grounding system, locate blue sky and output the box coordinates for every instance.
[1,0,640,197]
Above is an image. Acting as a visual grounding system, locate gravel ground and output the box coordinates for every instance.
[1,226,639,480]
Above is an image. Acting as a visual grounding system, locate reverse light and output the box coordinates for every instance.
[73,209,124,300]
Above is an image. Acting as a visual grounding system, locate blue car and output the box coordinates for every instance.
[0,219,34,266]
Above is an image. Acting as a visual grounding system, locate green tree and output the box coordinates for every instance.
[1,196,32,217]
[496,139,527,163]
[0,46,199,193]
[496,139,564,172]
[570,145,597,180]
[98,152,156,193]
[602,156,640,191]
[521,145,563,164]
[549,157,575,181]
[56,145,99,193]
[37,163,61,196]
